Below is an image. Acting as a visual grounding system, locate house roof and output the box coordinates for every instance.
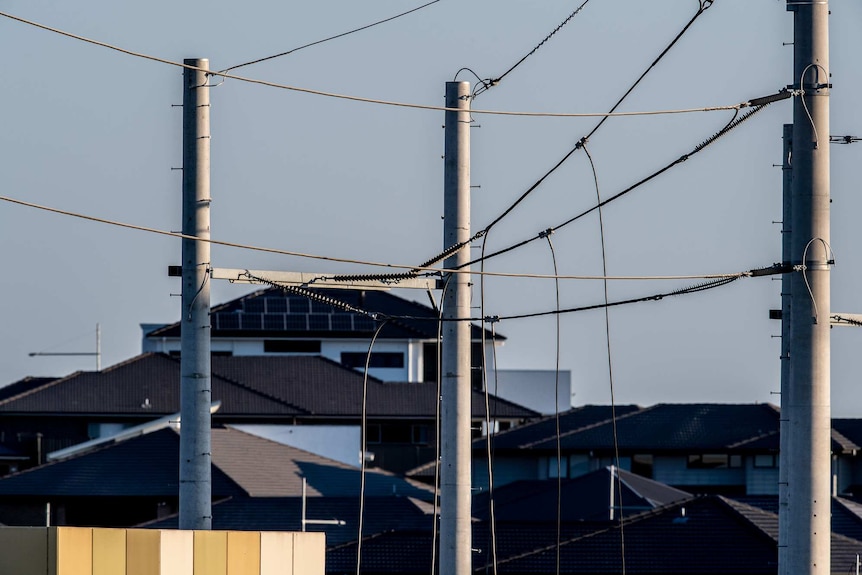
[482,404,643,450]
[328,494,862,574]
[0,427,244,498]
[0,353,536,420]
[145,287,504,342]
[524,403,783,453]
[0,425,433,501]
[0,377,57,401]
[471,467,691,522]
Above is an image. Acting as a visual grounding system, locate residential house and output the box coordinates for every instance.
[0,353,537,475]
[140,286,572,414]
[436,403,862,497]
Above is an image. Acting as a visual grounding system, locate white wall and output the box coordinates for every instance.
[231,424,361,467]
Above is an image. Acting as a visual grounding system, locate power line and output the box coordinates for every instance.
[478,0,717,236]
[0,192,749,282]
[459,97,779,270]
[473,0,592,98]
[219,0,442,74]
[0,10,748,119]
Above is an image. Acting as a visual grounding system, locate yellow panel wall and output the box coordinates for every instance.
[127,529,163,575]
[0,527,323,575]
[194,530,227,575]
[291,533,325,575]
[55,527,93,575]
[159,530,194,575]
[259,532,293,575]
[93,528,126,575]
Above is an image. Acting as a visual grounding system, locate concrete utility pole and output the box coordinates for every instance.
[179,58,213,530]
[785,0,831,572]
[440,80,471,575]
[778,123,792,575]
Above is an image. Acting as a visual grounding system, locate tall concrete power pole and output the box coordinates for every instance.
[179,58,213,530]
[440,80,471,575]
[785,0,831,573]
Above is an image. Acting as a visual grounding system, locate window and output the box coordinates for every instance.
[264,340,321,353]
[754,454,777,468]
[341,352,404,369]
[366,424,382,444]
[412,425,429,445]
[631,454,654,478]
[687,454,742,469]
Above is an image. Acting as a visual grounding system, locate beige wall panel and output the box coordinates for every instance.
[292,533,325,575]
[128,529,162,575]
[0,527,49,575]
[194,530,227,575]
[93,528,126,575]
[160,530,194,575]
[226,531,260,575]
[260,532,293,575]
[56,527,93,575]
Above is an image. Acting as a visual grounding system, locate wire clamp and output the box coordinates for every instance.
[483,315,500,324]
[538,228,554,239]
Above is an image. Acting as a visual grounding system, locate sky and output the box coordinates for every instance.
[1,1,861,415]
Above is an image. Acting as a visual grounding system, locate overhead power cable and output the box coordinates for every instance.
[472,0,592,98]
[0,194,759,283]
[459,96,780,270]
[0,10,747,119]
[479,0,716,236]
[219,0,442,74]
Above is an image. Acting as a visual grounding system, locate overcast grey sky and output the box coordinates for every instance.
[2,1,860,414]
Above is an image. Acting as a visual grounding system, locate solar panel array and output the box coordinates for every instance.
[211,293,377,332]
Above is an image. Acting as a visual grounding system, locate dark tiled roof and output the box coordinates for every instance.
[325,496,792,574]
[526,403,782,453]
[0,427,244,497]
[833,419,862,446]
[0,354,536,420]
[145,288,503,342]
[0,377,57,401]
[472,467,691,522]
[0,353,305,416]
[483,405,643,450]
[0,426,432,501]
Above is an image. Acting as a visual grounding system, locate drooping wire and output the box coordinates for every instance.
[220,0,442,74]
[0,12,746,119]
[478,236,499,575]
[482,321,502,575]
[582,143,626,574]
[541,232,563,575]
[356,319,389,575]
[459,101,770,271]
[472,0,592,99]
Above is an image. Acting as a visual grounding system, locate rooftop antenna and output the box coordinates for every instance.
[29,323,101,371]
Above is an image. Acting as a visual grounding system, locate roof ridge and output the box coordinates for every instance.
[209,363,312,415]
[0,370,84,406]
[726,428,779,449]
[520,404,650,449]
[714,495,779,544]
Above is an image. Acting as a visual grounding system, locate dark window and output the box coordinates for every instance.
[632,454,654,478]
[367,424,382,444]
[341,352,404,369]
[687,454,730,469]
[754,454,777,468]
[412,425,429,445]
[264,340,321,353]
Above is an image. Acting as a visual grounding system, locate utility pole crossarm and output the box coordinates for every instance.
[209,268,436,291]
